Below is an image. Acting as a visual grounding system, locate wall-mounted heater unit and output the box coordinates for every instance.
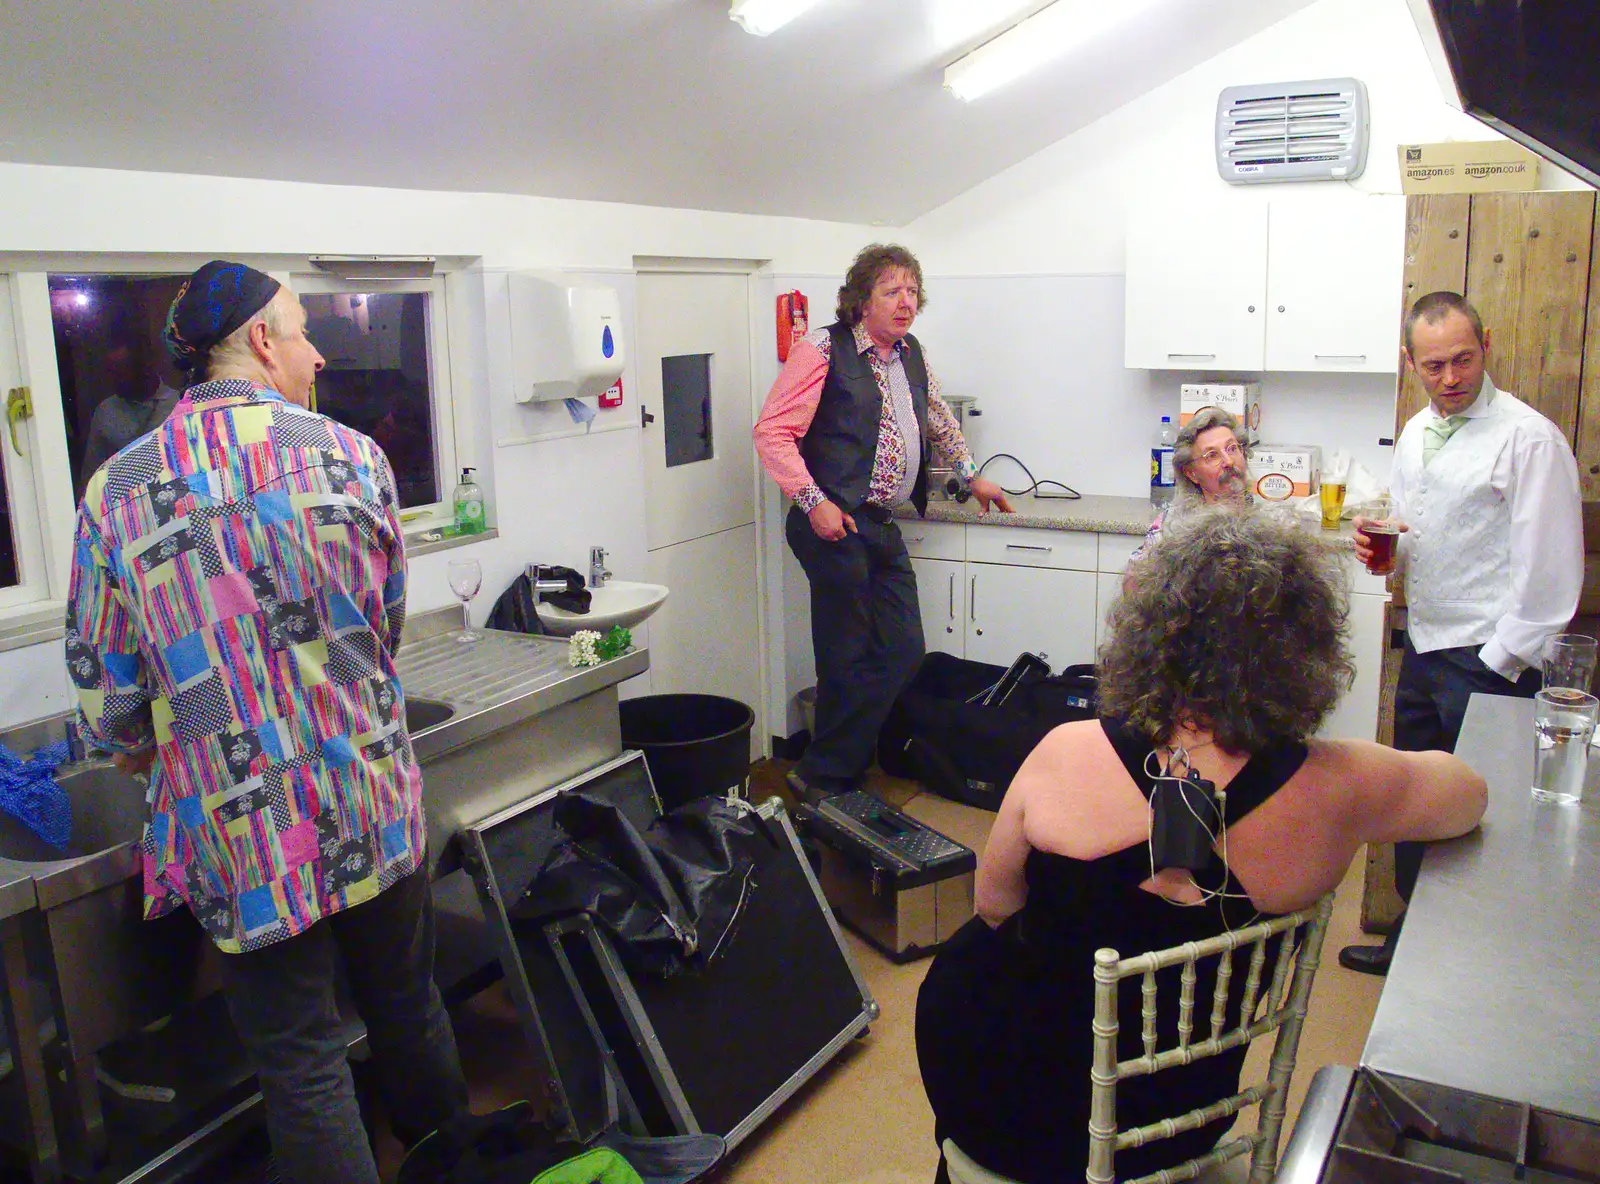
[1215,77,1369,184]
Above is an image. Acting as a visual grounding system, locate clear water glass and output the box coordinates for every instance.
[1532,688,1599,804]
[447,558,483,644]
[1542,633,1598,694]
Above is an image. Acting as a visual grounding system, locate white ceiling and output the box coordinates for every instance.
[0,0,1315,225]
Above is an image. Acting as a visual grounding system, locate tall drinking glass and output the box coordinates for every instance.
[1532,688,1599,804]
[1358,496,1400,575]
[447,558,483,644]
[1542,634,1598,694]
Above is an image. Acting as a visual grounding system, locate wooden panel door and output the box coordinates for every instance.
[1395,194,1470,433]
[1464,190,1595,444]
[1574,214,1600,500]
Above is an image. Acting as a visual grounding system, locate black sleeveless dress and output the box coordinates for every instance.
[915,719,1308,1182]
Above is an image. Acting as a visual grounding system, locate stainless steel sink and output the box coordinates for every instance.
[405,696,455,734]
[0,763,145,866]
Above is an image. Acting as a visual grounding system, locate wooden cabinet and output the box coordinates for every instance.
[1125,202,1267,371]
[1265,197,1406,373]
[1126,196,1405,374]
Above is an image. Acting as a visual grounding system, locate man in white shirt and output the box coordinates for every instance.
[1340,290,1584,976]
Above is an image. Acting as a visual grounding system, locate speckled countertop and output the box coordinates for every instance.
[894,492,1361,550]
[895,493,1156,536]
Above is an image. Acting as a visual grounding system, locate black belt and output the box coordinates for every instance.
[854,502,894,524]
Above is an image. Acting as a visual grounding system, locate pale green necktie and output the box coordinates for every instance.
[1422,414,1468,466]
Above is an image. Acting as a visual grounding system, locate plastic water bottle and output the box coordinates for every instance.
[1150,416,1176,507]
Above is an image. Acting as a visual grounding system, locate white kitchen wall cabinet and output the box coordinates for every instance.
[913,556,966,657]
[1264,197,1406,374]
[1126,196,1405,375]
[967,562,1098,669]
[1125,202,1268,371]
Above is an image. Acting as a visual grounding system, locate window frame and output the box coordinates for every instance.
[287,272,460,529]
[0,255,485,630]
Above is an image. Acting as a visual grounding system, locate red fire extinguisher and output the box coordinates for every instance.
[777,290,809,363]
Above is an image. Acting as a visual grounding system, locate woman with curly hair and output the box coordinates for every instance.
[916,507,1486,1183]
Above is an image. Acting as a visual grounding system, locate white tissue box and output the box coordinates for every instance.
[1180,383,1260,443]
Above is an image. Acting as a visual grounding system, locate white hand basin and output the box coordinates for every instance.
[535,580,669,637]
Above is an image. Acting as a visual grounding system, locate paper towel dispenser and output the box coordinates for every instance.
[509,273,626,404]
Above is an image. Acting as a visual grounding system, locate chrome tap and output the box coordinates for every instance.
[524,565,574,602]
[589,546,612,589]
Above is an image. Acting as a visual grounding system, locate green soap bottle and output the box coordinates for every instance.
[452,467,486,535]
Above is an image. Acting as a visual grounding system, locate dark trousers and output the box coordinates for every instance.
[1392,640,1540,899]
[787,505,925,783]
[219,863,470,1184]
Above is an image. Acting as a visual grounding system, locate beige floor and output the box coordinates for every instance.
[421,769,1386,1184]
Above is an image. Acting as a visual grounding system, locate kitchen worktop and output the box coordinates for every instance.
[897,492,1362,552]
[1361,692,1600,1123]
[897,493,1156,535]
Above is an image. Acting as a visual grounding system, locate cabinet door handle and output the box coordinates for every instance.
[1166,353,1216,361]
[948,574,955,619]
[970,575,977,621]
[905,534,925,545]
[1005,543,1052,553]
[1314,354,1368,363]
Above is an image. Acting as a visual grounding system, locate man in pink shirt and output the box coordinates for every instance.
[755,244,1011,803]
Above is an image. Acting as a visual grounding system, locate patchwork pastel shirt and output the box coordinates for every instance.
[65,379,421,954]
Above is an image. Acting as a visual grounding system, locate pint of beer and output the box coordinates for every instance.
[1360,496,1399,575]
[1319,482,1347,530]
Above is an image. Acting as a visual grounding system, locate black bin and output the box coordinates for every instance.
[619,694,755,809]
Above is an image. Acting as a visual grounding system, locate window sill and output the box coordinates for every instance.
[405,526,499,558]
[0,601,68,653]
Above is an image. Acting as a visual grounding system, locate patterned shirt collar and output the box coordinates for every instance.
[851,321,904,358]
[178,378,288,410]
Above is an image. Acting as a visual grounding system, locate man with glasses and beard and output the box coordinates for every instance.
[1128,407,1251,566]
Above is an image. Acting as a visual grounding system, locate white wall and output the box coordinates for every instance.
[0,163,884,729]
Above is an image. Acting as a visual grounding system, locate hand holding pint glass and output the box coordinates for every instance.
[1353,496,1405,575]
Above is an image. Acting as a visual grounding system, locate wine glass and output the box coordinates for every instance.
[447,558,483,643]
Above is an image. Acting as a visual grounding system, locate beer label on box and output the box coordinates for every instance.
[1248,446,1319,501]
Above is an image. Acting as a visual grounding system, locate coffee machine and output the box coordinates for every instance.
[928,394,978,501]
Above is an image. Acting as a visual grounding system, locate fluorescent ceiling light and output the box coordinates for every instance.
[730,0,822,37]
[943,0,1156,101]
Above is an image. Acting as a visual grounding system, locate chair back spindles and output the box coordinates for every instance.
[1084,893,1334,1184]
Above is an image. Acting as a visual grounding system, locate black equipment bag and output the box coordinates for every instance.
[877,653,1098,811]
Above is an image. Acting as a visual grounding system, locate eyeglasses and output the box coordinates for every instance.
[1196,441,1246,467]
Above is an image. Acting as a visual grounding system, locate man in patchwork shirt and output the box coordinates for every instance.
[755,244,1012,803]
[67,260,468,1184]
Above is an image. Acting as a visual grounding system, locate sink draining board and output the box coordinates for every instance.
[396,630,576,711]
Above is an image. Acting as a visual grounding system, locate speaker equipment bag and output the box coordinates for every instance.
[877,653,1098,811]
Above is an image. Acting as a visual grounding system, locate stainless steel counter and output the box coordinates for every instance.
[1361,692,1600,1122]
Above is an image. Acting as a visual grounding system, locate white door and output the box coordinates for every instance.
[912,557,965,658]
[1265,196,1406,373]
[636,270,763,750]
[1125,201,1268,371]
[966,563,1099,671]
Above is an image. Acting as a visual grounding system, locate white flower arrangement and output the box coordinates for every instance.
[568,630,602,667]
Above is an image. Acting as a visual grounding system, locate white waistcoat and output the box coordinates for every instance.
[1398,393,1531,653]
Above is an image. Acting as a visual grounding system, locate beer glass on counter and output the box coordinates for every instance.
[1532,687,1598,804]
[1319,480,1347,530]
[1358,496,1400,575]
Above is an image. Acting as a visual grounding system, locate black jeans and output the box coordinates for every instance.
[218,864,470,1184]
[787,505,925,783]
[1392,640,1540,899]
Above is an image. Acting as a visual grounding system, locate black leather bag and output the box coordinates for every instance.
[511,794,776,978]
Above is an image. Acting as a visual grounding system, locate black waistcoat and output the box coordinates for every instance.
[799,322,933,517]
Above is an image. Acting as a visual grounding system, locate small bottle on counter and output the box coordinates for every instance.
[452,467,486,535]
[1150,416,1176,507]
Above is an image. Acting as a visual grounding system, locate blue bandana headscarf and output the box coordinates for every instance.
[162,260,282,380]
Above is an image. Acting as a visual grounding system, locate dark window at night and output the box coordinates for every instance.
[301,292,441,509]
[49,274,188,500]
